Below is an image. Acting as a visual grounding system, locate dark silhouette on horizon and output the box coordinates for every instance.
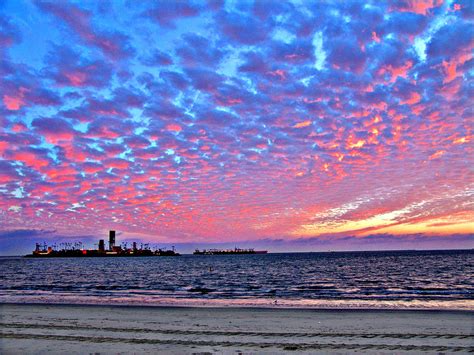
[26,231,180,257]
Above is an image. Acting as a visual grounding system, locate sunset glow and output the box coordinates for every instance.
[0,0,473,253]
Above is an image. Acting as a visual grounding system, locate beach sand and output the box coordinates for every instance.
[1,304,472,354]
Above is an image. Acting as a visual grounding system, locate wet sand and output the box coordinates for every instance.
[1,303,473,354]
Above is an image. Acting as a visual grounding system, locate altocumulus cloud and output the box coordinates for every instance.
[0,0,473,251]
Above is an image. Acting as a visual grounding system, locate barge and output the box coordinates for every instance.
[193,248,268,255]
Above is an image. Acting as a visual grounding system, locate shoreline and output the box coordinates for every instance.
[1,303,473,354]
[1,296,473,312]
[2,301,474,313]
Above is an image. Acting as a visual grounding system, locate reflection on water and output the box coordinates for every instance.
[1,250,473,309]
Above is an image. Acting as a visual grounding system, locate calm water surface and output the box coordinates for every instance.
[1,250,473,309]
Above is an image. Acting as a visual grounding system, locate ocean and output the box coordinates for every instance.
[1,250,473,310]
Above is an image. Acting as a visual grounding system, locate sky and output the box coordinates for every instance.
[0,0,473,254]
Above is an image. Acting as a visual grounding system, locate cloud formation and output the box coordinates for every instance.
[0,0,473,251]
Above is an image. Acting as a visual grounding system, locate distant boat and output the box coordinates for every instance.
[193,248,268,255]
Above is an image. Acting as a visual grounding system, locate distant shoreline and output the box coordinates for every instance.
[1,248,473,257]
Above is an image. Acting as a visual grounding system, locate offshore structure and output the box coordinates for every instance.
[193,247,267,255]
[26,231,180,257]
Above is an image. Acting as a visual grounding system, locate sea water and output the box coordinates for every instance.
[1,250,473,309]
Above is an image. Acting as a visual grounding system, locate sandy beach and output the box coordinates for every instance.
[1,303,472,354]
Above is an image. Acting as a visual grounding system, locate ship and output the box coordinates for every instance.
[25,231,180,257]
[193,247,268,255]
